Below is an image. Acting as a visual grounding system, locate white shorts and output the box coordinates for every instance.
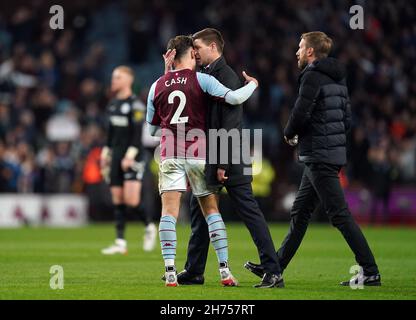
[158,158,215,197]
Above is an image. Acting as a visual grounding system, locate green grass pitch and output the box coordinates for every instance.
[1,223,415,300]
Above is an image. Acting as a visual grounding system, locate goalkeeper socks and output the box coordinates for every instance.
[206,213,229,264]
[114,204,126,239]
[159,215,177,267]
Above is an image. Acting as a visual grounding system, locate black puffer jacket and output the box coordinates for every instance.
[284,57,352,166]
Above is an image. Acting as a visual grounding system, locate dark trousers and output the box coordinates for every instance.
[185,182,282,275]
[277,163,379,276]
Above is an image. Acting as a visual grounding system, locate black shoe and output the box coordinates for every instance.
[244,261,264,279]
[340,273,381,287]
[161,270,204,285]
[254,273,284,288]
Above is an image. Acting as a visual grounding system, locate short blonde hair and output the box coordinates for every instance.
[301,32,333,59]
[114,65,135,81]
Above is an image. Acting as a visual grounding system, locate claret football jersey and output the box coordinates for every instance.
[146,68,233,160]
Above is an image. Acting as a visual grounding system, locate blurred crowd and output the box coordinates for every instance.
[0,0,415,218]
[0,1,108,193]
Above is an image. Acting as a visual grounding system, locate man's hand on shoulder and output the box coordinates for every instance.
[242,71,258,87]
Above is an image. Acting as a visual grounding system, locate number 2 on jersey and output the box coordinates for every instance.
[169,90,189,124]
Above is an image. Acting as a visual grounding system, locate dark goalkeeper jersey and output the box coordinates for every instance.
[105,95,145,155]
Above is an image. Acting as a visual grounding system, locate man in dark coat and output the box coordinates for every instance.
[245,31,381,287]
[163,28,284,288]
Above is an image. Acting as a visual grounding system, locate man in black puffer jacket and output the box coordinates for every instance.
[245,32,381,287]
